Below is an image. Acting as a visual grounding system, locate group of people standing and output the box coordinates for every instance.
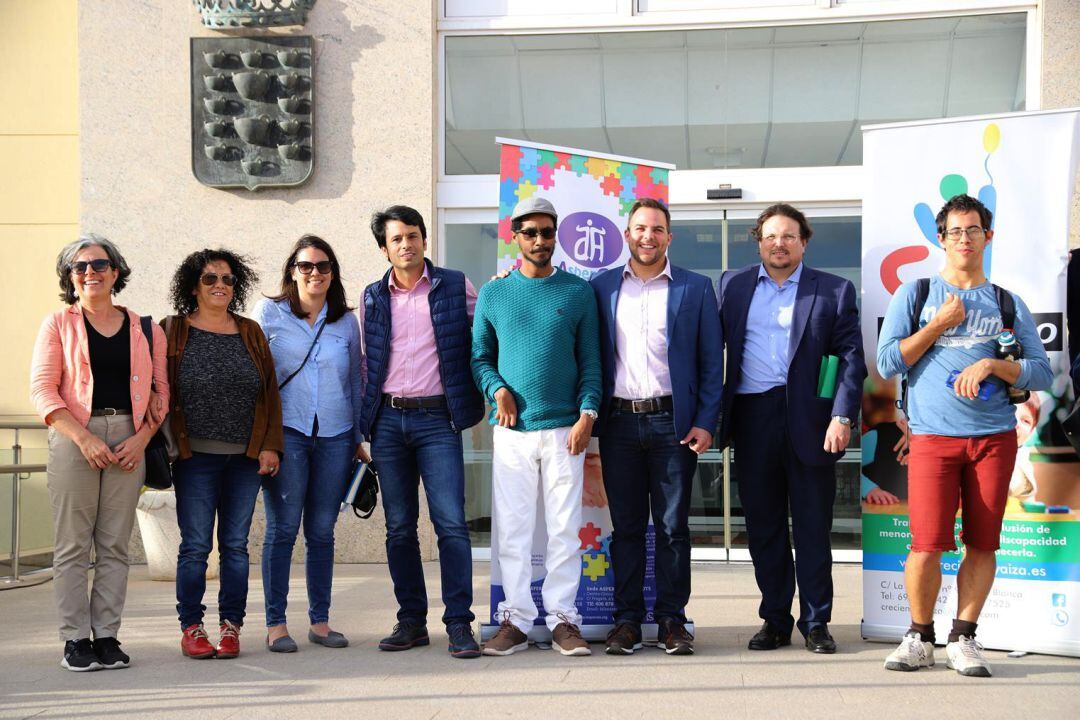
[30,192,1057,679]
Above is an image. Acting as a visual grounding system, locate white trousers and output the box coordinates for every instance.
[492,425,584,633]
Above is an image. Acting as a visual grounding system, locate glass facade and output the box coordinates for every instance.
[444,14,1026,175]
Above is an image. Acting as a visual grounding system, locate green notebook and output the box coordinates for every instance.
[817,355,839,399]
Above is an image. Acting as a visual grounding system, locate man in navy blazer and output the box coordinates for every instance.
[718,203,865,654]
[590,198,723,656]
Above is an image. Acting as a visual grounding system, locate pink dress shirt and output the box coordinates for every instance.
[613,259,673,400]
[370,266,477,398]
[30,304,169,431]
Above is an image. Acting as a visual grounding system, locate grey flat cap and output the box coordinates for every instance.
[510,195,558,223]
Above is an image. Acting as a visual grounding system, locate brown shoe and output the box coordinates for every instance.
[605,622,642,655]
[551,618,591,656]
[657,618,694,655]
[482,616,528,656]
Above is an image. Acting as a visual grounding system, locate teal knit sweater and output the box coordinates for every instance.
[471,269,602,431]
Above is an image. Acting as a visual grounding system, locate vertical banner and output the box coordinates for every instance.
[860,110,1080,657]
[488,138,675,640]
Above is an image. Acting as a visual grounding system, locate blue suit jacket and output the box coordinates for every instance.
[718,264,866,466]
[590,264,724,439]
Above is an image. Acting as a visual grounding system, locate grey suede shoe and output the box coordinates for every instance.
[308,629,348,648]
[267,635,298,653]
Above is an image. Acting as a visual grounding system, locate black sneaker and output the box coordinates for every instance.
[92,637,130,669]
[62,639,103,672]
[378,621,430,651]
[447,623,480,659]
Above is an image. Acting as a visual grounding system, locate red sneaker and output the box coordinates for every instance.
[181,624,216,659]
[216,620,241,659]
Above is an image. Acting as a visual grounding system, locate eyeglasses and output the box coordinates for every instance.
[71,259,114,275]
[516,227,556,240]
[760,233,801,244]
[200,273,237,287]
[294,260,333,275]
[944,226,987,241]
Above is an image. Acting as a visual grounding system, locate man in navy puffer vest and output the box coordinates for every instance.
[360,205,484,659]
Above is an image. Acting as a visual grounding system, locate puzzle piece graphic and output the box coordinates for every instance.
[582,552,610,581]
[519,147,540,171]
[500,145,523,183]
[519,163,540,186]
[579,522,602,551]
[500,178,520,217]
[569,154,589,177]
[537,149,558,169]
[515,180,538,202]
[600,534,612,557]
[554,152,573,171]
[585,156,609,180]
[537,164,556,190]
[600,174,623,198]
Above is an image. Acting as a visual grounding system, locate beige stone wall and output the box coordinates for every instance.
[1041,0,1080,250]
[79,0,439,563]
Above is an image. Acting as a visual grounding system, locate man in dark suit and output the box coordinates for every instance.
[590,198,724,656]
[718,203,865,654]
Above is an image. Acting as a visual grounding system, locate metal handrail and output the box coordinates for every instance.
[1,421,49,587]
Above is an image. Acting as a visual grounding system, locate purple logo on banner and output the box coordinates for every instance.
[558,212,621,269]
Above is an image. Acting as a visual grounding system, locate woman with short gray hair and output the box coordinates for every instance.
[30,234,169,672]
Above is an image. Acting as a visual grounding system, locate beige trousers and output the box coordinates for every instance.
[47,415,144,641]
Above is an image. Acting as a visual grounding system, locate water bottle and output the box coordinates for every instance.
[996,330,1029,404]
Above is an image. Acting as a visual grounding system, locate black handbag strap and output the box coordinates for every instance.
[279,321,326,390]
[140,316,158,417]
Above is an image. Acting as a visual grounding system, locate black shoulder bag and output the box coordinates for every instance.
[140,316,173,490]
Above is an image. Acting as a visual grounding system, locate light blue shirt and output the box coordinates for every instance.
[737,263,803,394]
[253,298,364,443]
[877,276,1053,437]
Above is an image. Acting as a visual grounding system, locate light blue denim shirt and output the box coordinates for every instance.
[253,298,364,443]
[736,263,803,394]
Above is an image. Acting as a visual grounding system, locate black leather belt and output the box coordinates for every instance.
[383,394,447,410]
[612,396,673,413]
[90,408,132,416]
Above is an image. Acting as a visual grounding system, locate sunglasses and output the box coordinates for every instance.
[516,227,556,240]
[71,259,114,275]
[294,260,333,275]
[200,273,237,287]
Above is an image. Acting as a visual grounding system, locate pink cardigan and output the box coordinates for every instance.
[30,304,169,431]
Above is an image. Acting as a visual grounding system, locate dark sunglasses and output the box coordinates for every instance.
[516,227,556,240]
[200,272,237,287]
[294,260,333,275]
[71,259,114,275]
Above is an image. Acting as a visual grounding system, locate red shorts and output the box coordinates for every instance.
[906,430,1018,552]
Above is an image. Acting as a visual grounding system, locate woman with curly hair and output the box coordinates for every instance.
[30,234,169,672]
[253,235,363,652]
[164,248,283,660]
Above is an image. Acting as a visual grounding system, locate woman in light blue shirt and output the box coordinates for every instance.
[253,235,363,652]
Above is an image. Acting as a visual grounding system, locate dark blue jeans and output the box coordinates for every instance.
[371,405,474,627]
[174,452,263,629]
[599,409,698,626]
[262,427,354,627]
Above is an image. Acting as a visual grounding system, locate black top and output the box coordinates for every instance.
[177,327,261,445]
[86,313,132,411]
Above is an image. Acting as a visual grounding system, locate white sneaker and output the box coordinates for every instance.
[884,632,935,672]
[946,635,992,677]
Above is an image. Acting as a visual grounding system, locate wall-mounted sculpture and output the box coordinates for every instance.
[192,0,316,28]
[191,36,314,190]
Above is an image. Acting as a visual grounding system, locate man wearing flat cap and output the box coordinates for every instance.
[471,196,603,657]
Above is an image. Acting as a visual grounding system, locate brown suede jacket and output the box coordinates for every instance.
[162,313,284,461]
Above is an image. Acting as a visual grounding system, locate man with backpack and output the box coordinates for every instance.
[877,194,1052,677]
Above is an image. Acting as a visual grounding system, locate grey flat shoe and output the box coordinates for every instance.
[267,635,298,653]
[308,629,349,648]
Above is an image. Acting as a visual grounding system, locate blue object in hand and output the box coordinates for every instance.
[946,370,996,401]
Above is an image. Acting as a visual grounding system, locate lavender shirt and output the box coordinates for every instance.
[360,265,478,398]
[614,259,673,400]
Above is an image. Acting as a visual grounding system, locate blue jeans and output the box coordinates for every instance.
[262,427,354,627]
[174,452,263,629]
[599,409,698,626]
[371,405,474,626]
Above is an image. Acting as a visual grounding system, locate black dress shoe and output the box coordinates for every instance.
[378,622,430,651]
[805,625,837,654]
[747,622,791,651]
